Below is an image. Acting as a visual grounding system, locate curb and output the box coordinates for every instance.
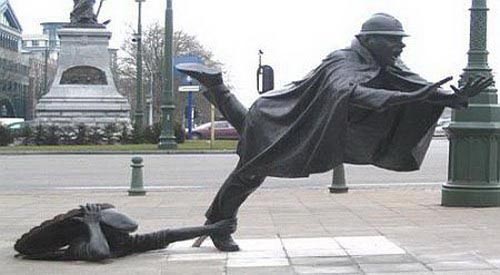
[0,150,237,155]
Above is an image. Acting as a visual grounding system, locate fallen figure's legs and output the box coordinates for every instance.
[14,203,236,261]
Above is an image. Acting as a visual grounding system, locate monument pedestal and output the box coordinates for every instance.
[36,27,130,127]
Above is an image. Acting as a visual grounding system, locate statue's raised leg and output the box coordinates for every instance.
[176,63,248,132]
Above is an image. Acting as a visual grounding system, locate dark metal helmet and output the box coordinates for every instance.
[358,13,409,37]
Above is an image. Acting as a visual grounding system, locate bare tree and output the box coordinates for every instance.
[116,23,225,126]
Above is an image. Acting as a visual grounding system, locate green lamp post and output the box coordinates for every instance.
[442,0,500,206]
[158,0,178,149]
[134,0,145,132]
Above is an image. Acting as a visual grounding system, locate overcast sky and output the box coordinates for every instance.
[8,0,500,106]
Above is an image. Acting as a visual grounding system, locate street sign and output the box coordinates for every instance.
[179,85,201,92]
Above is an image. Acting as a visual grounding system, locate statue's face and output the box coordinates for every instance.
[365,35,406,67]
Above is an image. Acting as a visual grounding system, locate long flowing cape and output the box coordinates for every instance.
[236,39,443,178]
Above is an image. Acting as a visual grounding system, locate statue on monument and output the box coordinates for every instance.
[70,0,106,26]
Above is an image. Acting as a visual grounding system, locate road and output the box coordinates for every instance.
[0,139,449,191]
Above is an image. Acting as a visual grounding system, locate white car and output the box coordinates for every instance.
[434,118,451,137]
[0,118,24,127]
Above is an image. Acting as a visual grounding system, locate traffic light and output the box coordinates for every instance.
[257,65,274,94]
[256,50,274,94]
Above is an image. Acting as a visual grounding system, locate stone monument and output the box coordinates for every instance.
[35,0,131,127]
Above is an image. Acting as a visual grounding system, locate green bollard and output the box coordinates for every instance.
[329,164,348,193]
[128,156,146,196]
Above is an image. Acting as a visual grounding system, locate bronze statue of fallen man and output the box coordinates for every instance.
[14,203,236,261]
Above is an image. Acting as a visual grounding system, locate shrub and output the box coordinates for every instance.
[45,125,60,145]
[174,121,185,144]
[131,123,144,144]
[19,126,33,145]
[0,125,13,146]
[89,126,104,145]
[33,124,46,145]
[120,123,131,144]
[75,124,89,145]
[142,125,156,144]
[103,123,118,144]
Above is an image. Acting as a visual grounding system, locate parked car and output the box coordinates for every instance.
[0,118,24,127]
[6,121,28,136]
[434,117,451,137]
[189,120,239,140]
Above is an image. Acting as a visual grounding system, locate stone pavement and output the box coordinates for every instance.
[2,186,500,274]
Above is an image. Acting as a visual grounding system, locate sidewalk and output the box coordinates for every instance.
[2,186,500,274]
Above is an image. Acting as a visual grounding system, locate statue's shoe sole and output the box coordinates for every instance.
[175,63,221,77]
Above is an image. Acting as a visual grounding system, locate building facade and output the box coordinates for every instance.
[0,0,29,119]
[22,23,63,119]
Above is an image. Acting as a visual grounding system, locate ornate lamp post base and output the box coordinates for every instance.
[443,121,500,206]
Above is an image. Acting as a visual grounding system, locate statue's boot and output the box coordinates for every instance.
[206,219,240,252]
[175,63,248,133]
[191,219,240,252]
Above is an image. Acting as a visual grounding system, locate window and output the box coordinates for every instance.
[0,13,9,27]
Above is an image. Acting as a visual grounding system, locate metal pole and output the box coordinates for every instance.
[149,70,153,126]
[158,0,178,149]
[329,164,348,193]
[210,104,215,149]
[43,46,49,97]
[187,91,193,139]
[134,0,145,131]
[128,156,146,196]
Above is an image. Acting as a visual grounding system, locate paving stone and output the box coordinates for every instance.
[359,262,429,273]
[335,236,406,256]
[282,237,346,257]
[428,260,495,271]
[294,265,361,274]
[227,257,289,268]
[432,271,500,275]
[227,266,295,275]
[162,260,225,275]
[353,254,418,264]
[290,256,354,266]
[167,253,227,262]
[486,258,500,268]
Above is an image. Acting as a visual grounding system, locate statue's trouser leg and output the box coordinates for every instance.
[204,84,248,133]
[205,167,266,222]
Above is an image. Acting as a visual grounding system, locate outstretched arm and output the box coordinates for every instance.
[350,77,453,110]
[67,204,110,261]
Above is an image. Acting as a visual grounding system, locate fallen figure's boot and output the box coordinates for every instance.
[14,203,237,261]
